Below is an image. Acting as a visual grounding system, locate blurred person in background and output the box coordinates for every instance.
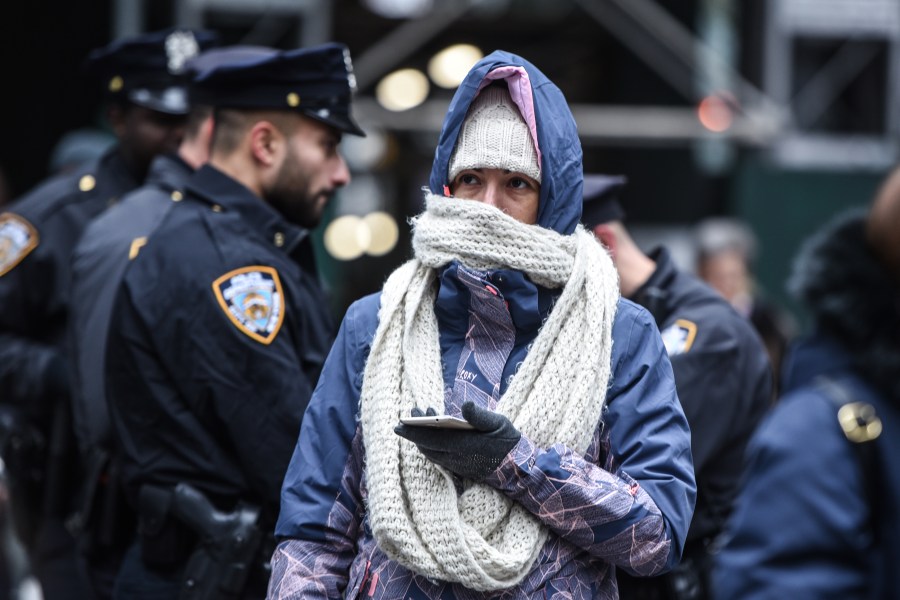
[103,43,364,599]
[66,45,269,600]
[0,27,217,600]
[269,50,695,599]
[47,128,116,176]
[584,175,772,600]
[712,167,900,598]
[694,217,795,397]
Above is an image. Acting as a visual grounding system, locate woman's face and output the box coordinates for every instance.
[450,168,540,224]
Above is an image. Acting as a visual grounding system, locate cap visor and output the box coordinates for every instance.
[127,86,190,115]
[305,111,366,137]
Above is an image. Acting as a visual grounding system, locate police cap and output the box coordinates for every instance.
[86,27,221,115]
[582,174,628,229]
[190,42,366,137]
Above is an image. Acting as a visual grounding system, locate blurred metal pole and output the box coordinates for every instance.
[352,97,773,146]
[574,0,784,127]
[113,0,145,37]
[175,0,330,48]
[694,0,737,174]
[791,41,883,127]
[353,0,474,91]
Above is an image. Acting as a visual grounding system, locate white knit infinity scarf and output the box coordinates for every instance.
[360,193,620,591]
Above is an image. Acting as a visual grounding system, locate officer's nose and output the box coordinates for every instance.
[333,154,351,188]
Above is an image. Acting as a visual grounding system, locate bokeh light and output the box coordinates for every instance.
[324,215,371,260]
[363,212,400,256]
[324,212,400,260]
[697,94,734,132]
[376,68,430,111]
[428,44,483,89]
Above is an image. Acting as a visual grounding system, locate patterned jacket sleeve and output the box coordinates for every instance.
[483,300,696,575]
[268,297,375,599]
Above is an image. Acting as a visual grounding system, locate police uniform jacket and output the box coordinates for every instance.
[106,164,335,516]
[714,211,900,599]
[0,147,140,418]
[629,246,772,546]
[69,152,193,454]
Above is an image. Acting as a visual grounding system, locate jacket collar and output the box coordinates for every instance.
[435,261,554,341]
[186,164,309,256]
[630,246,676,322]
[145,152,194,193]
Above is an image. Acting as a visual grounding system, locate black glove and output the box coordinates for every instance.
[394,401,521,481]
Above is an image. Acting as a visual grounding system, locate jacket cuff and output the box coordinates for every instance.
[482,434,537,491]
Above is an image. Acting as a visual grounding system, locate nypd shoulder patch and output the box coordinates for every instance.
[660,319,698,356]
[212,266,285,345]
[0,213,39,277]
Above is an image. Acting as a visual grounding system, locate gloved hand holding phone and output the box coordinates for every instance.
[394,401,521,481]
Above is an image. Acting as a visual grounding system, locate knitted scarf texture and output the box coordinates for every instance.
[360,193,620,591]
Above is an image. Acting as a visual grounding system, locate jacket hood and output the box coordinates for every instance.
[787,208,900,404]
[428,50,583,235]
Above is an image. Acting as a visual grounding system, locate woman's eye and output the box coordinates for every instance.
[509,177,528,189]
[459,173,479,185]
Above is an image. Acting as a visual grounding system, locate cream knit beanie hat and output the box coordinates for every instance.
[448,84,541,184]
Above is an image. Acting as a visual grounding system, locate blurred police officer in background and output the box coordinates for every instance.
[103,43,365,599]
[694,217,795,398]
[713,166,900,599]
[582,175,772,600]
[67,45,272,600]
[0,27,218,600]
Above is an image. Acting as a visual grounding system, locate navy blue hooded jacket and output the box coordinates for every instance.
[270,51,695,599]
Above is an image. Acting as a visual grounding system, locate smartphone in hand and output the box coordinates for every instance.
[398,415,475,430]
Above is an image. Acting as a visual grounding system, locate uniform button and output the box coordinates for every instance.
[79,175,96,192]
[171,190,183,202]
[211,204,223,213]
[274,232,285,247]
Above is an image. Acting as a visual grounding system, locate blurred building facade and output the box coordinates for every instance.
[5,0,895,324]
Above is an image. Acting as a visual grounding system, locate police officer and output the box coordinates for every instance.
[582,175,772,600]
[104,43,365,599]
[0,27,218,600]
[67,45,271,600]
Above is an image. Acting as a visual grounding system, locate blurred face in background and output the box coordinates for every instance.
[109,103,187,180]
[698,248,752,311]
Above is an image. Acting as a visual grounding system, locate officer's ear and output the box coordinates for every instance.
[248,120,283,168]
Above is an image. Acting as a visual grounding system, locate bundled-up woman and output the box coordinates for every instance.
[267,50,696,600]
